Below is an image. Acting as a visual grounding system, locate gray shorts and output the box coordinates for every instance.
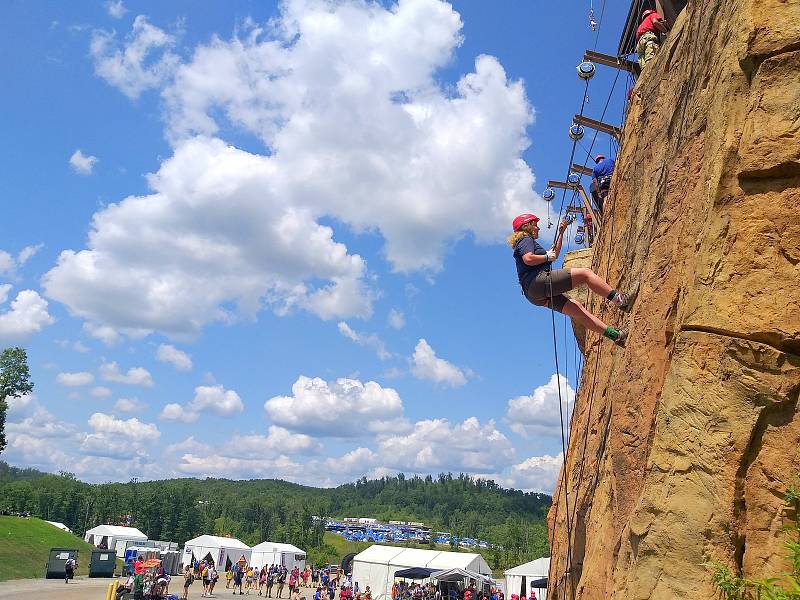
[525,268,573,312]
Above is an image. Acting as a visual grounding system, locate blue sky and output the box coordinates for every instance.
[1,0,631,491]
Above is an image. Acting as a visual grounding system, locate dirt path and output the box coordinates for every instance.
[0,576,115,599]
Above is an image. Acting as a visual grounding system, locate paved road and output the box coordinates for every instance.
[0,576,115,599]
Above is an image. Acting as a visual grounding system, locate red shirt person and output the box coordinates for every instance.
[635,9,669,69]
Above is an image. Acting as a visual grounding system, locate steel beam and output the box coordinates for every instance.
[570,163,594,177]
[573,114,622,139]
[583,50,640,75]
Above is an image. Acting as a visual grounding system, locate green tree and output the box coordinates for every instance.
[711,483,800,599]
[0,347,34,453]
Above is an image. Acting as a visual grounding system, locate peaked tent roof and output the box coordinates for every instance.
[85,525,147,538]
[353,545,405,564]
[503,557,550,577]
[352,545,491,575]
[432,568,494,585]
[251,542,305,554]
[184,535,251,549]
[425,552,489,572]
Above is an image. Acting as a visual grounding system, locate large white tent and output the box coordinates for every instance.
[352,545,492,600]
[504,557,550,600]
[84,525,147,558]
[250,542,306,570]
[182,535,252,571]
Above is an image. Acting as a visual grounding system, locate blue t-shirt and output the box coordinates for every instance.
[514,235,548,290]
[592,157,615,180]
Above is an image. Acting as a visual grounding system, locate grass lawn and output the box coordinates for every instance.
[0,516,98,581]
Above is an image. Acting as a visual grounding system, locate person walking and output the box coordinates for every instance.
[509,213,638,346]
[64,556,76,584]
[636,9,669,69]
[182,566,194,600]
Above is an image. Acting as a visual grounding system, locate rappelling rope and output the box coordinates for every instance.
[547,45,627,600]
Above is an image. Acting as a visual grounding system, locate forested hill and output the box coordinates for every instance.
[0,462,551,568]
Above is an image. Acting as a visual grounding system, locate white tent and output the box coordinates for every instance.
[504,558,550,600]
[46,521,71,533]
[84,525,147,558]
[182,535,252,571]
[250,542,306,570]
[352,545,492,600]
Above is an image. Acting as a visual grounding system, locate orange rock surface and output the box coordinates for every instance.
[547,1,800,598]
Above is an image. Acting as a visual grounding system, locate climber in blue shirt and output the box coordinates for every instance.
[591,154,615,213]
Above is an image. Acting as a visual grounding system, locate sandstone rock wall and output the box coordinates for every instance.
[547,1,800,598]
[562,248,594,355]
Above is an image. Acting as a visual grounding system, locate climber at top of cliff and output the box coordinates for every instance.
[591,154,615,213]
[509,213,639,347]
[636,8,669,69]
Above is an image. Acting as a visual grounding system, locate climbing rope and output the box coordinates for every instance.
[546,40,629,600]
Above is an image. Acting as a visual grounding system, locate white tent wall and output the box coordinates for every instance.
[84,525,147,558]
[503,558,549,600]
[181,536,252,570]
[351,545,493,600]
[250,543,307,570]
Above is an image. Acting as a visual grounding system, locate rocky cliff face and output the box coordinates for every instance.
[547,1,800,598]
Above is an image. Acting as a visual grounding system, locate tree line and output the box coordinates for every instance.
[0,463,551,569]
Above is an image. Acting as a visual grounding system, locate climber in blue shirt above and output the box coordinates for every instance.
[591,154,615,213]
[509,213,638,346]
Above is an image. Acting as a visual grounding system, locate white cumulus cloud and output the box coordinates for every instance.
[504,453,563,493]
[410,338,467,387]
[156,343,192,371]
[114,397,147,413]
[505,373,575,437]
[90,386,112,398]
[106,0,127,19]
[43,138,372,340]
[88,411,160,441]
[265,375,404,437]
[378,416,514,473]
[337,321,392,360]
[99,361,154,387]
[56,371,95,387]
[160,383,244,422]
[59,0,544,341]
[90,15,178,99]
[0,290,55,343]
[69,149,98,175]
[387,309,405,330]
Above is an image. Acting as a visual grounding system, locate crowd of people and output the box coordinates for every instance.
[115,556,172,599]
[391,579,503,600]
[176,561,348,599]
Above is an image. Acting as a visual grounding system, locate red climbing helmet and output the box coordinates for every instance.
[512,213,540,231]
[642,9,656,17]
[594,154,605,163]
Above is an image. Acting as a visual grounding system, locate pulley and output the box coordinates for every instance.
[564,213,576,224]
[569,124,585,141]
[575,232,585,244]
[567,173,581,186]
[577,61,596,80]
[543,187,556,202]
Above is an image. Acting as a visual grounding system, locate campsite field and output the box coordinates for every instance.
[0,517,98,581]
